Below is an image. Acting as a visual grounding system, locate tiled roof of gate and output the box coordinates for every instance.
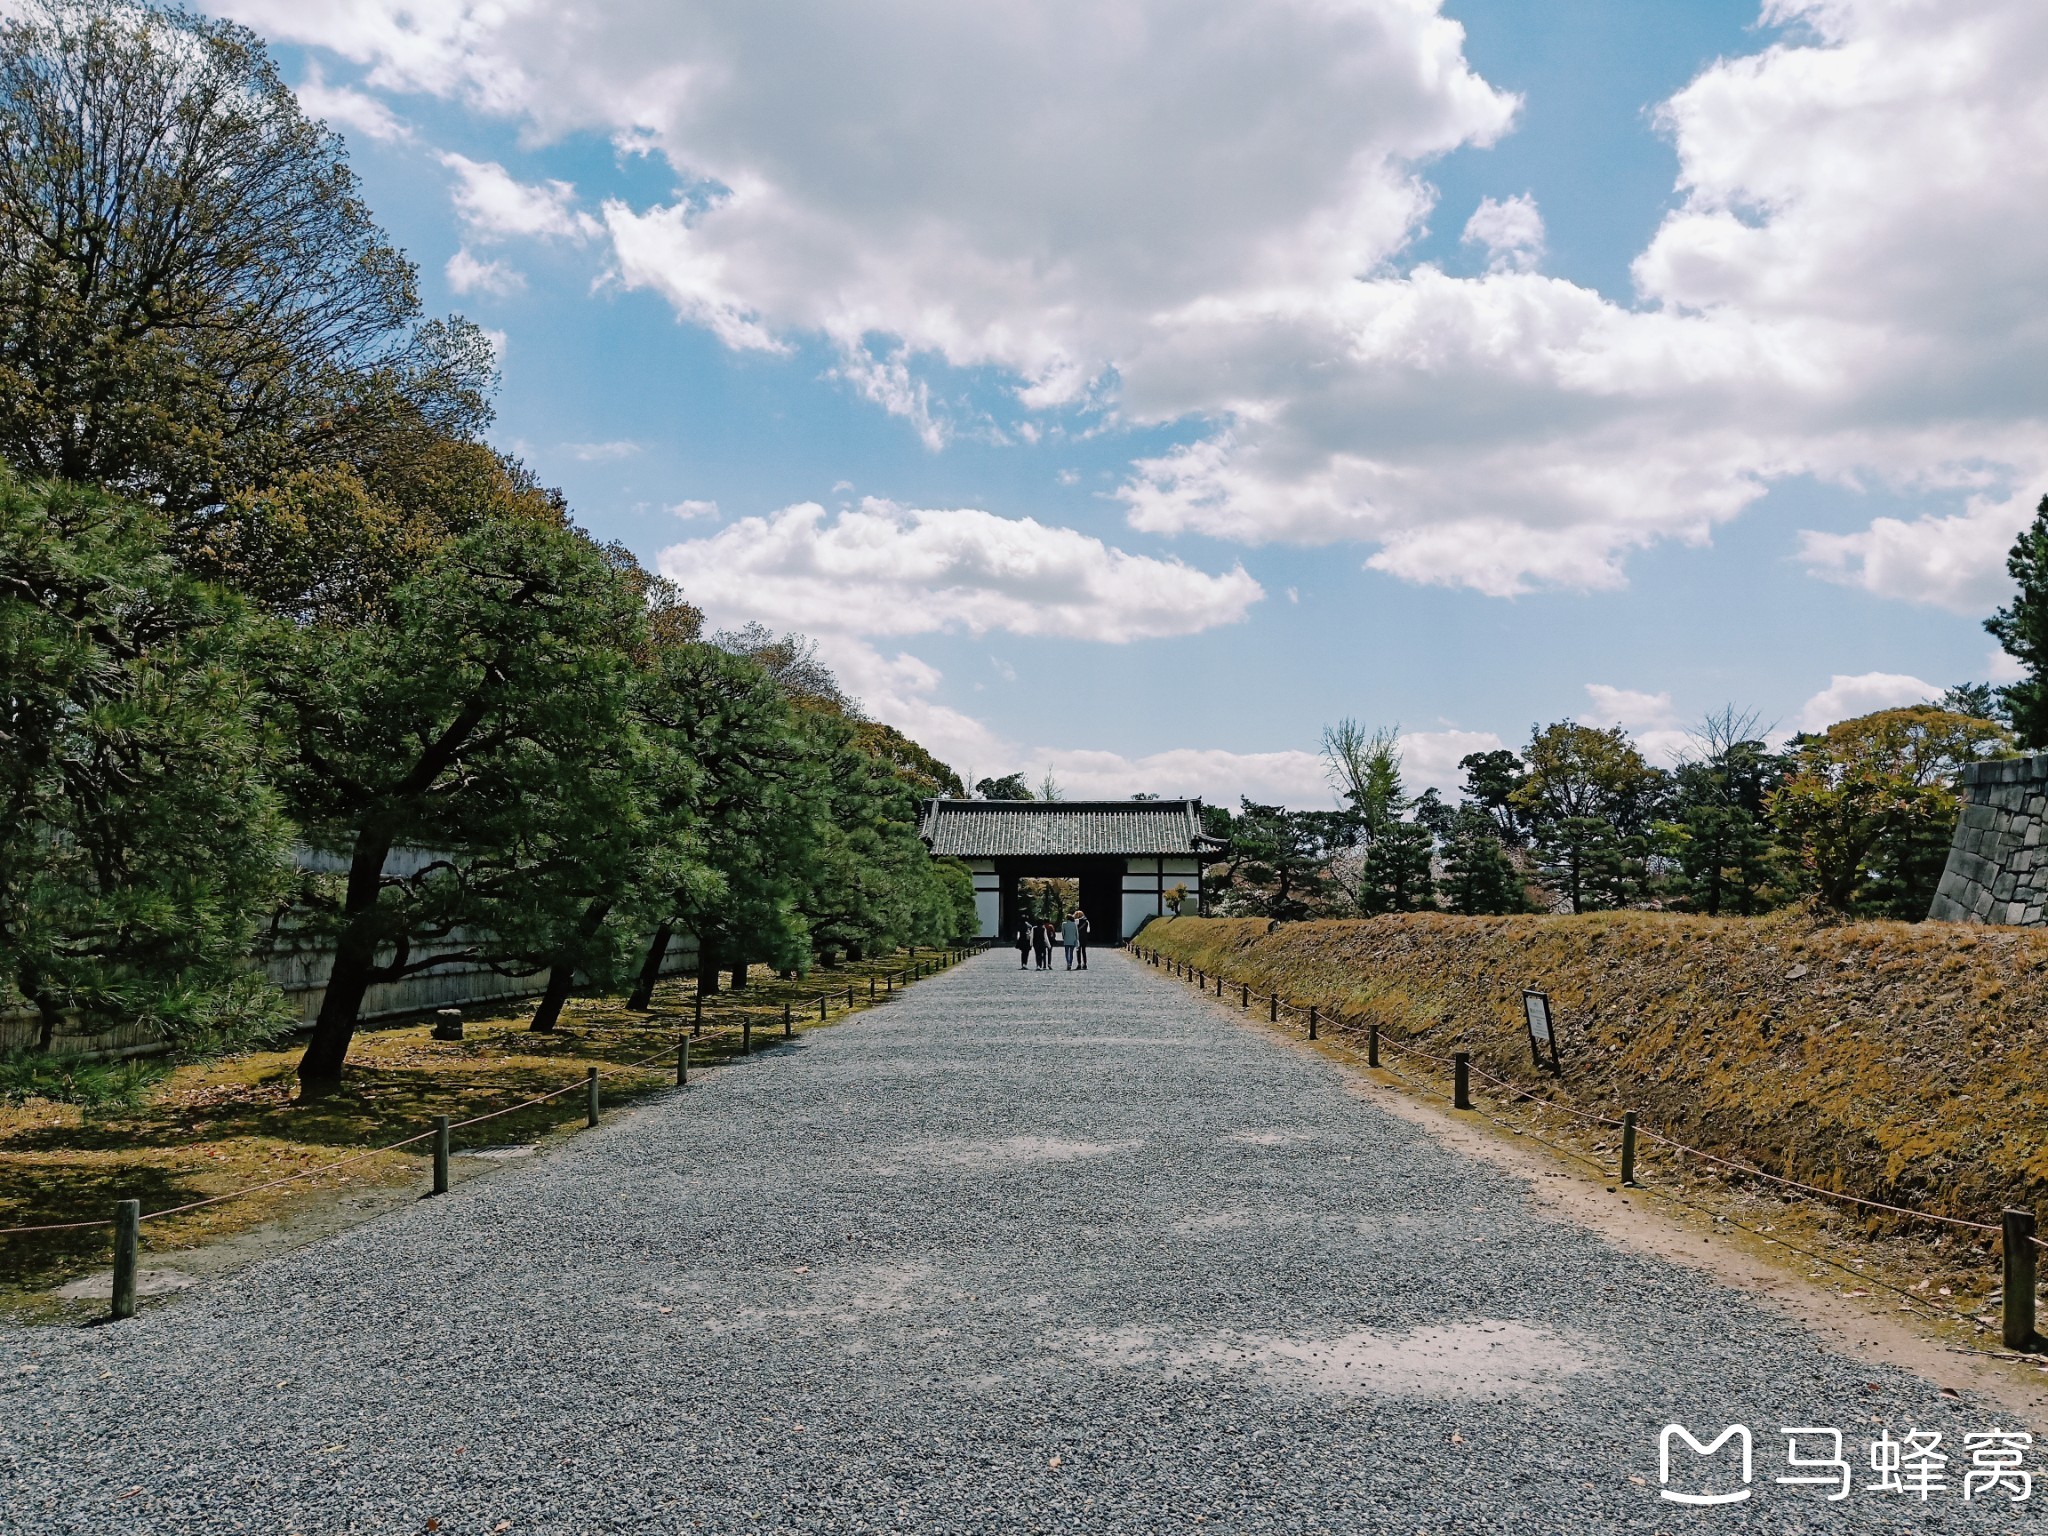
[918,799,1225,859]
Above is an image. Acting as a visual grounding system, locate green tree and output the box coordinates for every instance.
[1458,749,1527,844]
[278,518,645,1091]
[1661,708,1790,916]
[0,473,290,1047]
[1213,799,1353,920]
[522,565,711,1033]
[1439,806,1531,916]
[0,0,493,519]
[1513,722,1666,913]
[626,640,818,1002]
[974,772,1034,801]
[1771,705,2011,917]
[1988,494,2048,747]
[1321,719,1436,914]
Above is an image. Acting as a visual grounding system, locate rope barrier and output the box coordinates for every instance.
[0,948,959,1242]
[1140,945,2011,1242]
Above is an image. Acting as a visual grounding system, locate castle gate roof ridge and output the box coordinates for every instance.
[917,798,1226,860]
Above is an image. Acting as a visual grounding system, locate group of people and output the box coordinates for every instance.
[1016,912,1091,971]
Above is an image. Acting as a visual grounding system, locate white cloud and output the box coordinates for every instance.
[1461,194,1543,272]
[1798,670,1941,733]
[1581,682,1690,764]
[297,61,409,142]
[658,499,1262,643]
[670,499,719,520]
[445,246,523,297]
[832,347,947,451]
[1583,683,1677,728]
[220,0,2048,603]
[1035,747,1331,805]
[1397,728,1505,797]
[562,439,642,462]
[440,152,601,243]
[1797,485,2031,614]
[813,633,1333,805]
[1988,645,2026,684]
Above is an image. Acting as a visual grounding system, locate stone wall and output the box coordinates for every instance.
[1927,752,2048,924]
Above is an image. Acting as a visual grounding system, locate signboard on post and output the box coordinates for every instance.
[1523,988,1561,1074]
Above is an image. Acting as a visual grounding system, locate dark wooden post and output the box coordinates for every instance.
[1368,1024,1379,1067]
[111,1198,140,1320]
[784,1002,792,1034]
[2004,1208,2038,1350]
[870,976,877,998]
[1268,996,1278,1023]
[818,996,827,1022]
[433,1114,450,1195]
[585,1068,600,1126]
[1620,1112,1638,1186]
[743,1016,753,1053]
[1308,1006,1318,1041]
[677,1039,689,1087]
[1453,1052,1471,1110]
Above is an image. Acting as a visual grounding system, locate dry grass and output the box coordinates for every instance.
[0,948,960,1297]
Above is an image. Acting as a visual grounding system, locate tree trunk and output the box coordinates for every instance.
[531,898,612,1030]
[729,960,749,991]
[625,923,672,1011]
[298,826,398,1096]
[529,961,575,1032]
[696,940,721,998]
[21,964,61,1052]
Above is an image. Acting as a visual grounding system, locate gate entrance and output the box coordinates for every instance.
[916,799,1226,942]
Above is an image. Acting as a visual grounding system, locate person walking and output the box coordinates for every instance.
[1031,919,1051,971]
[1014,918,1032,969]
[1060,913,1079,970]
[1074,910,1090,969]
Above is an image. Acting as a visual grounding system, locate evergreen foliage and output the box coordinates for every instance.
[0,472,292,1047]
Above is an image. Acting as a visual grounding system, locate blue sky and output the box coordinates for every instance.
[221,0,2048,801]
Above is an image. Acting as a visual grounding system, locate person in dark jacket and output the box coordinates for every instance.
[1074,910,1090,969]
[1031,919,1051,970]
[1014,919,1032,968]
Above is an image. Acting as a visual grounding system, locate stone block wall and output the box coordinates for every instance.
[1927,752,2048,924]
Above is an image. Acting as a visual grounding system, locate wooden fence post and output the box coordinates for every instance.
[1368,1024,1379,1067]
[677,1039,689,1087]
[818,996,827,1023]
[1268,996,1277,1023]
[2004,1208,2039,1351]
[1308,1006,1318,1041]
[585,1068,600,1127]
[111,1198,140,1321]
[433,1114,450,1195]
[1620,1112,1638,1187]
[1241,982,1249,1008]
[1453,1052,1471,1110]
[784,1002,792,1034]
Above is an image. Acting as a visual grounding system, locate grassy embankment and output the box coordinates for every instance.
[1141,913,2048,1334]
[0,949,963,1299]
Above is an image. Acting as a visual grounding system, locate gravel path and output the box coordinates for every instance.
[1,949,2035,1533]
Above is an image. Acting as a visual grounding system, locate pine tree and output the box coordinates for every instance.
[1987,494,2048,747]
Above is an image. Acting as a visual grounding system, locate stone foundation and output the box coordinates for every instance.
[1928,752,2048,924]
